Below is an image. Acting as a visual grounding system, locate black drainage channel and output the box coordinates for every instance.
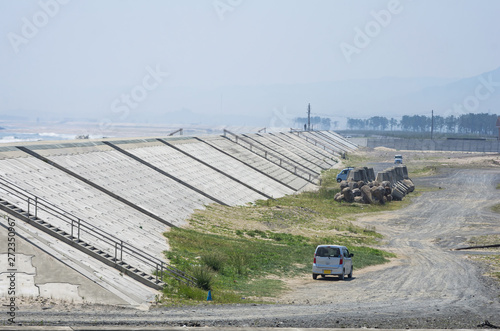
[194,137,298,192]
[16,146,177,228]
[157,138,273,200]
[102,141,229,206]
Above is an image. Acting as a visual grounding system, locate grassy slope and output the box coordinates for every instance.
[160,163,411,305]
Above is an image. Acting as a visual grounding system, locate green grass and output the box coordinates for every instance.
[255,188,410,224]
[159,154,416,305]
[493,182,500,212]
[407,165,438,178]
[319,169,341,187]
[162,227,395,305]
[232,279,286,298]
[343,153,370,168]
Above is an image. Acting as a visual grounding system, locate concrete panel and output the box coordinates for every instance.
[278,132,338,162]
[320,131,358,150]
[243,134,323,174]
[255,133,334,169]
[203,136,310,191]
[308,131,357,153]
[124,144,266,205]
[0,215,155,306]
[47,150,214,222]
[0,157,171,266]
[172,140,294,198]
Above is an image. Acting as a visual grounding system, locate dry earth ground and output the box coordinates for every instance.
[2,149,500,328]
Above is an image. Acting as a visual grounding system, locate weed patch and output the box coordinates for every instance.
[162,227,394,304]
[159,156,414,305]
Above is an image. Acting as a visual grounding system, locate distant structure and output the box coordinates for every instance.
[497,116,500,140]
[168,128,183,136]
[307,103,311,131]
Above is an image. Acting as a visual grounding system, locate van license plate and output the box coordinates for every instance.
[324,270,331,274]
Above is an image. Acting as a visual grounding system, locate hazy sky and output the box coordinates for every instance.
[1,0,499,124]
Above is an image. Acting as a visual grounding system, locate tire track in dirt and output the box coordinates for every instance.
[13,168,500,328]
[279,168,500,319]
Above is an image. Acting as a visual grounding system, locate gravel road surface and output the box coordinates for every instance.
[6,167,500,329]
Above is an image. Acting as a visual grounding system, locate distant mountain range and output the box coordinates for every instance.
[2,67,499,129]
[156,66,500,127]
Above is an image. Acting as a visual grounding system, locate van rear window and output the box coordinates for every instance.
[317,247,340,257]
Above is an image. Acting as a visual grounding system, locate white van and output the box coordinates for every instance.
[312,245,353,280]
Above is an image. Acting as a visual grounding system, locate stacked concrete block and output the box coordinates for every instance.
[335,165,414,204]
[346,167,376,183]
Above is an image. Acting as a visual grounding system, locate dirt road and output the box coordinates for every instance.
[9,167,500,328]
[277,168,500,323]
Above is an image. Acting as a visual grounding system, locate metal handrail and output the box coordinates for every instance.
[168,128,183,136]
[290,131,339,154]
[0,176,196,286]
[223,129,318,182]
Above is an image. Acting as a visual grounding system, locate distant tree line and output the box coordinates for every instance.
[347,113,499,135]
[295,116,332,130]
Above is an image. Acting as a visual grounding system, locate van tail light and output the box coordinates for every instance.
[339,258,343,265]
[314,256,316,264]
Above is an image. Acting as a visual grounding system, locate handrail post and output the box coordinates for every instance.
[120,240,123,261]
[34,197,38,218]
[114,242,118,261]
[27,197,30,216]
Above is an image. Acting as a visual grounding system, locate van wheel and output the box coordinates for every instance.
[312,274,317,280]
[348,266,353,279]
[339,271,345,280]
[337,178,342,183]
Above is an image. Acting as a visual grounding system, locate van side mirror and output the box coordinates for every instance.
[349,253,354,257]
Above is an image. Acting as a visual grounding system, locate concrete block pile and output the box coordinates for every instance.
[334,165,415,204]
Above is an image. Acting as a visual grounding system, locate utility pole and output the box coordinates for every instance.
[431,109,434,140]
[307,103,311,131]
